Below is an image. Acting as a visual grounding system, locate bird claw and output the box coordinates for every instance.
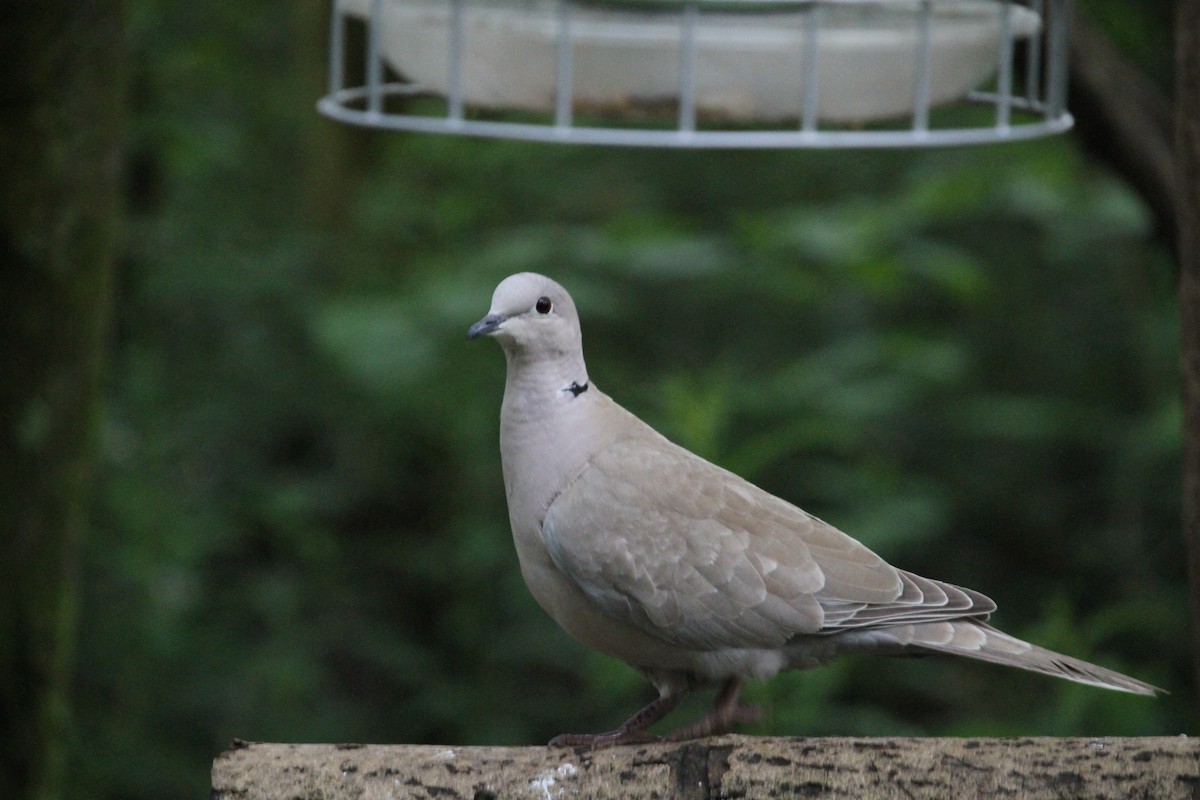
[665,700,762,742]
[661,677,762,742]
[548,730,663,749]
[549,690,683,749]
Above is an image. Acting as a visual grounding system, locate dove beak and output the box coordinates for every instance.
[467,313,507,340]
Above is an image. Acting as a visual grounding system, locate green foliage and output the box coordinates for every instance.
[72,2,1188,798]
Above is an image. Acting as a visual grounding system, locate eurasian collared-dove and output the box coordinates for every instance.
[468,272,1159,747]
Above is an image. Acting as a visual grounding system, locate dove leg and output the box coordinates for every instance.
[666,678,761,742]
[548,689,685,749]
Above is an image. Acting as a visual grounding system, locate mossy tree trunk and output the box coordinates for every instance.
[0,3,125,800]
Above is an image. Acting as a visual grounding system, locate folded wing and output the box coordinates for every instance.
[542,436,994,653]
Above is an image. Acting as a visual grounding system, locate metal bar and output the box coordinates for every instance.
[995,0,1014,129]
[366,0,384,116]
[1025,0,1044,106]
[448,0,465,124]
[555,1,574,131]
[800,3,822,132]
[329,0,345,98]
[678,2,699,135]
[911,0,933,135]
[1045,0,1069,118]
[318,97,1075,148]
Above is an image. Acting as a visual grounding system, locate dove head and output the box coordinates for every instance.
[468,273,585,365]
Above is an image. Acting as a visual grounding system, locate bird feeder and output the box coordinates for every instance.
[318,0,1072,148]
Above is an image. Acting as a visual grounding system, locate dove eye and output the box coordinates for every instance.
[535,297,553,315]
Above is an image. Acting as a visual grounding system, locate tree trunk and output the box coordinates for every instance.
[1070,8,1176,248]
[296,0,375,228]
[212,737,1200,800]
[0,4,125,800]
[1178,0,1200,726]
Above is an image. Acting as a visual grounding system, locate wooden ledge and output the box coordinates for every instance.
[212,735,1199,799]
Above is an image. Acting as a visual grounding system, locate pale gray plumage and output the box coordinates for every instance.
[468,272,1159,747]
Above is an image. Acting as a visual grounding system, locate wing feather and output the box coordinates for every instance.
[542,435,995,652]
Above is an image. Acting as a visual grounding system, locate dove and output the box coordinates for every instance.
[467,272,1159,748]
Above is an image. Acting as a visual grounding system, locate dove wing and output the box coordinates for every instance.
[542,435,988,652]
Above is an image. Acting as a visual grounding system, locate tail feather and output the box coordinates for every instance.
[862,620,1161,696]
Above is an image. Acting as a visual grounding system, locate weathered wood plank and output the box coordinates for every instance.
[212,735,1199,800]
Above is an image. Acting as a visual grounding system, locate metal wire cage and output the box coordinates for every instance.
[317,0,1072,148]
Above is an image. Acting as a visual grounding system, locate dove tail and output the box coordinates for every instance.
[901,620,1161,696]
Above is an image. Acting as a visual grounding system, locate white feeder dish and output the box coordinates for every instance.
[340,0,1037,123]
[320,0,1073,148]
